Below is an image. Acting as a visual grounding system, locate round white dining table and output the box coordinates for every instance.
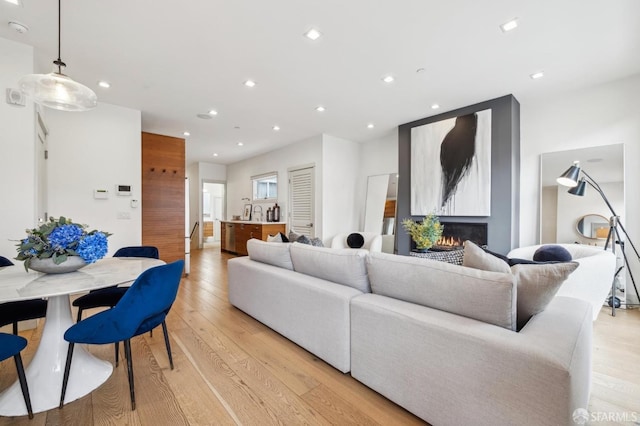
[0,257,165,416]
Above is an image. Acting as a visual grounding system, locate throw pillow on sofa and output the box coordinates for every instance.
[533,245,573,262]
[346,233,365,248]
[267,233,283,243]
[463,241,578,330]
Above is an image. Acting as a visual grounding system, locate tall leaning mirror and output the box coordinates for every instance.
[364,173,398,253]
[539,144,624,245]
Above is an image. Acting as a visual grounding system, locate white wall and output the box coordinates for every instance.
[46,103,142,256]
[0,38,36,258]
[226,134,323,235]
[322,135,360,243]
[356,129,398,230]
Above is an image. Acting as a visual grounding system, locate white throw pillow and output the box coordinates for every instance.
[266,233,283,243]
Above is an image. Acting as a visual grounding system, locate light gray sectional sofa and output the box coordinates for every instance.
[227,239,594,426]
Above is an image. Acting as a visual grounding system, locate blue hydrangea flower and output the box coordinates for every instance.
[76,232,108,263]
[48,224,84,250]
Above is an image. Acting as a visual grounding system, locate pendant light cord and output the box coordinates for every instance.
[53,0,66,73]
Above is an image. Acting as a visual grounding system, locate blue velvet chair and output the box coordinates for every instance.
[60,260,184,410]
[71,246,162,366]
[0,256,48,335]
[72,246,160,322]
[0,333,34,419]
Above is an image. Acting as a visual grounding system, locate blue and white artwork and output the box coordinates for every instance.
[411,109,491,216]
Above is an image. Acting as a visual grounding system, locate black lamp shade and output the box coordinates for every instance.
[557,162,581,187]
[568,179,586,196]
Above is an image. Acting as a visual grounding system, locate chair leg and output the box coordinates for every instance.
[161,321,174,370]
[59,343,75,409]
[115,341,120,367]
[76,307,83,323]
[14,354,33,419]
[124,339,135,410]
[12,322,18,336]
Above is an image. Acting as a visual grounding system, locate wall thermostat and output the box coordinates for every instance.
[94,189,109,199]
[117,185,132,196]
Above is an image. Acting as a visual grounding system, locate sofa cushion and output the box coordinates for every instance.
[367,252,516,330]
[512,262,579,330]
[246,239,293,270]
[462,240,511,273]
[267,233,283,243]
[533,245,573,262]
[463,241,579,329]
[347,233,365,248]
[290,243,370,292]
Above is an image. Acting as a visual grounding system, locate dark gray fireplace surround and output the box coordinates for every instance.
[397,95,520,255]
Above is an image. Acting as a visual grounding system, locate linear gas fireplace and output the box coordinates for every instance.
[432,222,488,251]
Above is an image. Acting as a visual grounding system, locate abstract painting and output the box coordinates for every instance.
[411,109,491,216]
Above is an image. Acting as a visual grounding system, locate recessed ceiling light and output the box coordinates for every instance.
[367,123,374,129]
[8,21,28,33]
[97,81,110,89]
[316,106,325,112]
[500,18,518,33]
[416,68,426,74]
[273,125,280,131]
[530,71,545,80]
[197,113,212,119]
[237,142,244,146]
[213,153,219,157]
[244,80,256,88]
[382,75,395,83]
[431,104,440,109]
[304,28,322,41]
[183,131,190,137]
[4,0,22,6]
[208,109,218,116]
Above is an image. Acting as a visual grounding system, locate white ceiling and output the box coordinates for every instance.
[1,0,639,166]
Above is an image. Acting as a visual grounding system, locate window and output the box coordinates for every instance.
[252,172,278,201]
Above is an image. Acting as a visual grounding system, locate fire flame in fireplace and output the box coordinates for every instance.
[435,236,463,247]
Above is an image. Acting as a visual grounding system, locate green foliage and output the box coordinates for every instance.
[401,213,444,250]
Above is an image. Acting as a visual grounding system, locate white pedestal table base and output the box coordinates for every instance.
[0,295,113,416]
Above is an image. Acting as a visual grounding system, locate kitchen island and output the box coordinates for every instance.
[221,221,286,255]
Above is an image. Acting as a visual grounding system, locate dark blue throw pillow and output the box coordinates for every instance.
[346,233,365,249]
[533,245,572,262]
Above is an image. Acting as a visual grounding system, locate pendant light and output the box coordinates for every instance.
[18,0,97,111]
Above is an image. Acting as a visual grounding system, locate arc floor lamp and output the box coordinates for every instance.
[557,161,640,316]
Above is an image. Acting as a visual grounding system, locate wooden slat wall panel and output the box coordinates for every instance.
[384,200,396,218]
[142,132,185,264]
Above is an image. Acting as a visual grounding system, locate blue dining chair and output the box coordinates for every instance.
[0,256,48,335]
[72,246,162,366]
[73,246,160,321]
[60,260,184,411]
[0,333,34,419]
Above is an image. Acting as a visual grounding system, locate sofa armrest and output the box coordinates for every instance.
[350,294,592,426]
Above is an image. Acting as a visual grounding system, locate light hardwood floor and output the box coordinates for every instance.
[1,248,639,425]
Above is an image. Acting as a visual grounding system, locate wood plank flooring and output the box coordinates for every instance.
[1,248,639,425]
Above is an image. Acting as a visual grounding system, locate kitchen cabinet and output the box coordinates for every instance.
[220,221,286,255]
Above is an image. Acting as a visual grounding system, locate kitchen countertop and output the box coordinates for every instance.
[221,220,287,225]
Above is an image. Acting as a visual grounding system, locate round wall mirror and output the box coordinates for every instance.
[576,214,609,239]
